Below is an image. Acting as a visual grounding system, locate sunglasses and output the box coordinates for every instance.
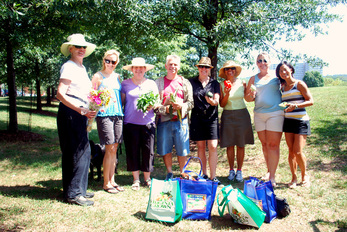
[198,66,210,69]
[74,45,87,49]
[224,67,236,71]
[257,59,268,64]
[105,59,117,65]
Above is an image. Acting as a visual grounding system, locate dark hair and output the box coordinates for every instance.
[276,61,295,84]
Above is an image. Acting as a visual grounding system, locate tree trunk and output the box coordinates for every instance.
[46,87,51,105]
[51,87,55,99]
[35,61,42,111]
[208,41,219,80]
[5,19,18,133]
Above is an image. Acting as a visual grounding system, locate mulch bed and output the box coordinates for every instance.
[0,130,44,142]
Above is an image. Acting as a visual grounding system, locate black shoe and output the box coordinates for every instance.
[202,174,209,180]
[67,196,94,206]
[85,192,94,198]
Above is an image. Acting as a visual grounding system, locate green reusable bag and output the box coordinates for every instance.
[217,185,266,228]
[145,178,183,223]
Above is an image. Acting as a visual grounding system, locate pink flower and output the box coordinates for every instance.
[95,97,101,105]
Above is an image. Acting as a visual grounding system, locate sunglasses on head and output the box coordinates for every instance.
[224,67,236,71]
[198,66,210,69]
[257,59,268,64]
[74,45,87,49]
[105,59,117,65]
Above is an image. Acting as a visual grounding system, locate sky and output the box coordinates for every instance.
[239,4,347,78]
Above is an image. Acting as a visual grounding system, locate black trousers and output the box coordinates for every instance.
[123,123,155,172]
[57,103,91,199]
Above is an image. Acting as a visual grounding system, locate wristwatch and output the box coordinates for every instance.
[80,107,88,115]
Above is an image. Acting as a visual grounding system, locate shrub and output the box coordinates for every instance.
[303,71,324,87]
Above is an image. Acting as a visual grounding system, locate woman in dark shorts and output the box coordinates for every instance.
[276,61,314,188]
[189,57,221,185]
[219,60,254,183]
[92,50,124,194]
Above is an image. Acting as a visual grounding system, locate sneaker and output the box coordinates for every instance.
[227,170,236,181]
[235,170,243,182]
[202,174,209,180]
[165,172,173,180]
[85,192,94,199]
[211,177,223,186]
[67,196,94,206]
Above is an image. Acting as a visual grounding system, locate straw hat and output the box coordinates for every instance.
[219,60,242,79]
[60,34,96,57]
[122,57,155,72]
[195,57,214,68]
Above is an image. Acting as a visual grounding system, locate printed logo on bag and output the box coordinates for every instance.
[151,191,174,210]
[186,194,207,212]
[231,207,248,224]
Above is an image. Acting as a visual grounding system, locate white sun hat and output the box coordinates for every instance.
[60,33,96,57]
[122,57,155,72]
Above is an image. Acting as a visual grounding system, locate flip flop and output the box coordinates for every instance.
[302,175,311,187]
[288,181,297,189]
[131,180,140,191]
[103,187,119,194]
[112,183,125,192]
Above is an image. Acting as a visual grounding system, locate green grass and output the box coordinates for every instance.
[0,86,346,231]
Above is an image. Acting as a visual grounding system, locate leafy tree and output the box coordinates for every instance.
[133,0,344,78]
[303,71,324,87]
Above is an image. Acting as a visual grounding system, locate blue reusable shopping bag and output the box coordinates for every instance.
[244,177,277,223]
[175,157,218,220]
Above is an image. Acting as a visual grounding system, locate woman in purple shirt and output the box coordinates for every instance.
[121,58,159,191]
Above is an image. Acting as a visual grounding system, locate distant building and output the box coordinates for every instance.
[270,62,323,80]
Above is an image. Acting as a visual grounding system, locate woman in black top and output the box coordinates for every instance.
[189,57,221,185]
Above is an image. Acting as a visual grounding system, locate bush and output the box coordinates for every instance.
[303,71,324,87]
[324,77,344,86]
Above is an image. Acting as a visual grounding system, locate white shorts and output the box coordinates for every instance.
[254,110,284,132]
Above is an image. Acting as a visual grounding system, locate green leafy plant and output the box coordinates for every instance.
[136,91,159,114]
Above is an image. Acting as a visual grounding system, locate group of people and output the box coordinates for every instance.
[57,34,313,206]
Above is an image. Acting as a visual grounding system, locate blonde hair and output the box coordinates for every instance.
[257,52,271,63]
[102,49,120,71]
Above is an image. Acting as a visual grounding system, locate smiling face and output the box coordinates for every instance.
[103,54,118,71]
[224,67,236,80]
[279,64,293,80]
[131,66,146,79]
[256,53,270,72]
[165,58,180,75]
[69,45,86,59]
[197,65,211,77]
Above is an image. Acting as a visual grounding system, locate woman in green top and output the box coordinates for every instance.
[219,60,254,182]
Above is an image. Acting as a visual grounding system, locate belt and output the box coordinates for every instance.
[170,116,186,122]
[66,94,88,105]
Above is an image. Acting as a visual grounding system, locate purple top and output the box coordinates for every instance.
[121,78,159,125]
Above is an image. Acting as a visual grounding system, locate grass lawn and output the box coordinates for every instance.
[0,85,346,231]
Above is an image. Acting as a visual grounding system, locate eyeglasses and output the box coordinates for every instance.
[257,59,268,64]
[224,67,236,71]
[74,45,87,49]
[198,66,211,69]
[105,59,117,65]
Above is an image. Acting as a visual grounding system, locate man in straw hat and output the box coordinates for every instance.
[154,55,194,180]
[57,33,97,206]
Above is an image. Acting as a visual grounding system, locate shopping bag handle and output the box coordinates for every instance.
[217,185,234,217]
[182,156,203,178]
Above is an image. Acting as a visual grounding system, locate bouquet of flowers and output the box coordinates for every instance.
[86,88,112,132]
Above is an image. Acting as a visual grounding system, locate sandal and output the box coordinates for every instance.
[261,172,270,181]
[112,183,125,192]
[131,180,140,191]
[302,175,311,187]
[103,187,119,194]
[288,181,297,189]
[270,179,277,187]
[145,178,151,188]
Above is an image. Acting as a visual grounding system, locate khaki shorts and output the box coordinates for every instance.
[254,110,284,132]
